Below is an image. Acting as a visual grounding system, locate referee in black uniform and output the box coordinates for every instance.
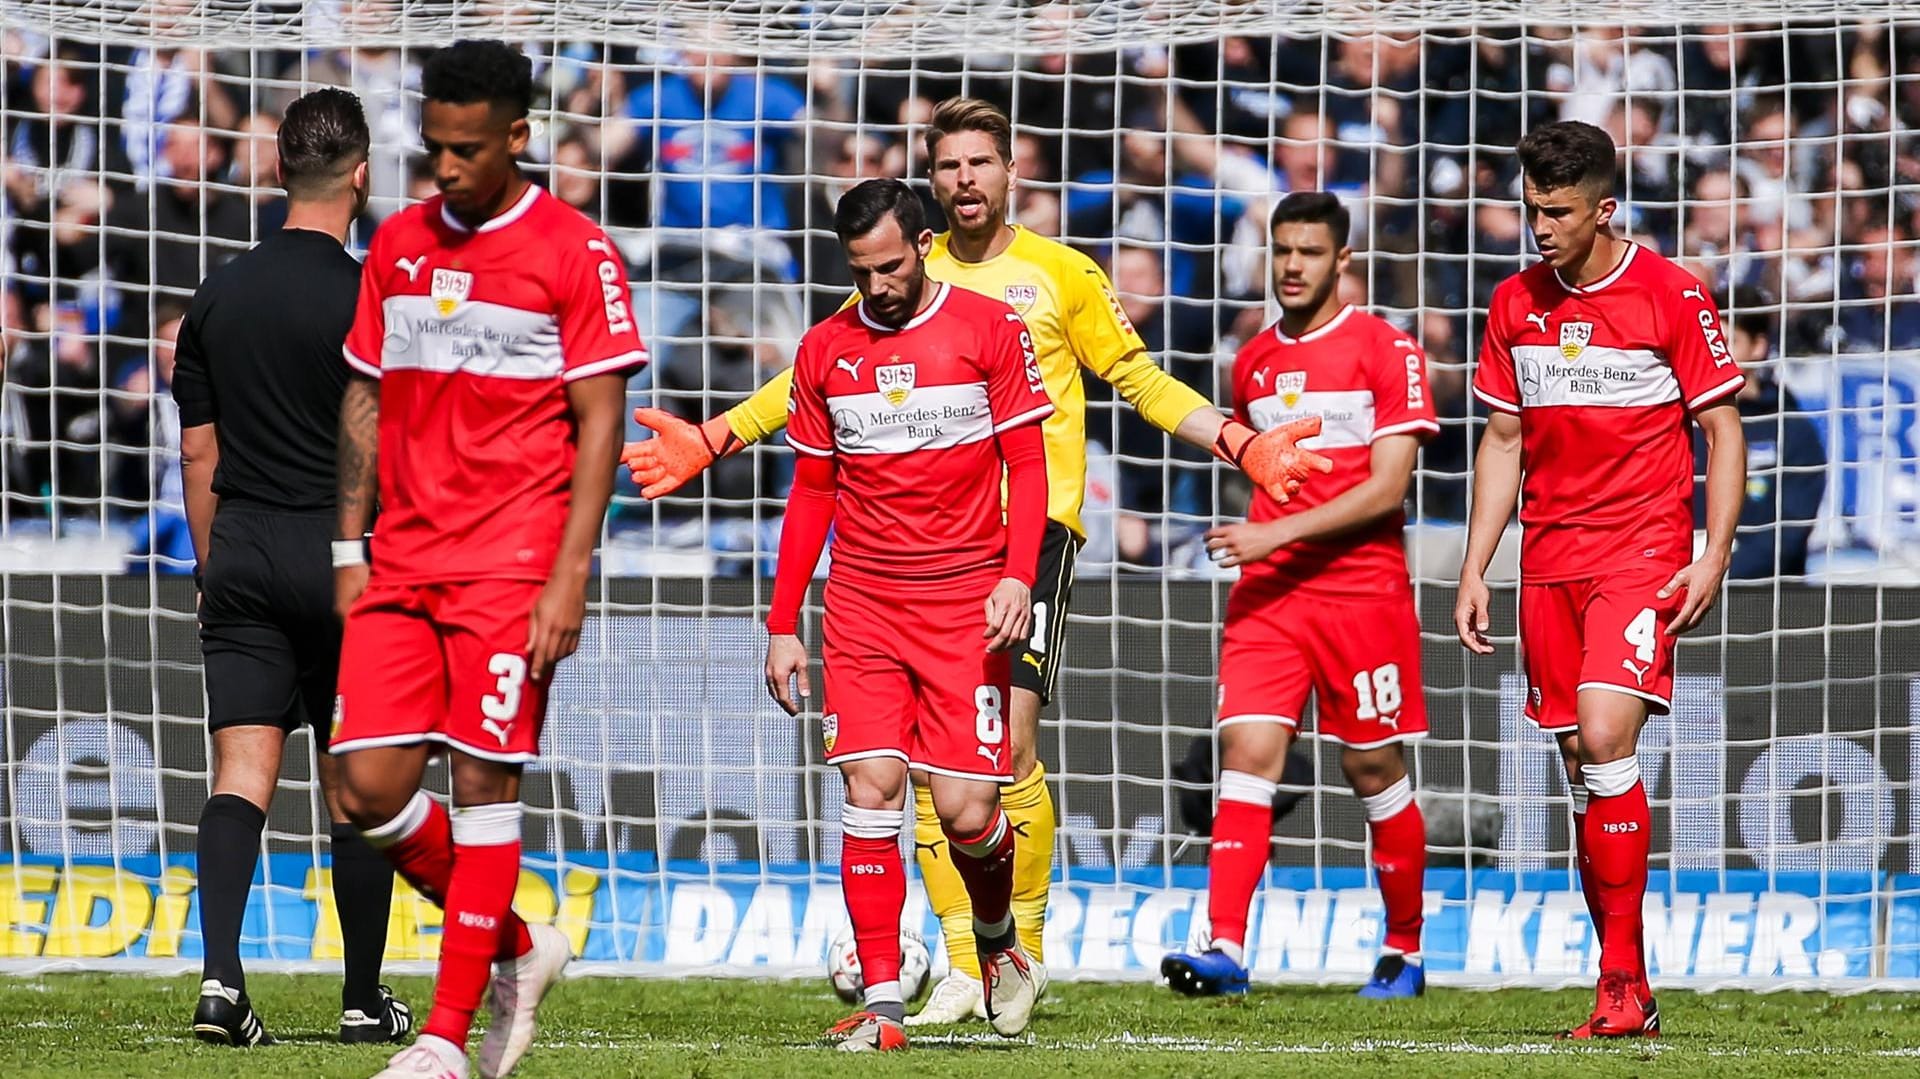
[174,88,410,1048]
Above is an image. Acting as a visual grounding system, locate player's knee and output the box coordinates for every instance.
[936,796,998,840]
[843,768,906,811]
[1341,747,1406,798]
[332,779,395,832]
[1219,724,1289,779]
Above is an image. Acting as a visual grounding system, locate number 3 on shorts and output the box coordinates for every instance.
[482,653,527,721]
[1624,608,1658,663]
[974,685,1004,745]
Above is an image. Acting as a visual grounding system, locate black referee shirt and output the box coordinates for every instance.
[171,229,362,512]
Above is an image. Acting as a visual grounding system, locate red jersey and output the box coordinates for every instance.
[342,185,647,583]
[1230,305,1438,598]
[786,282,1053,585]
[1472,242,1744,582]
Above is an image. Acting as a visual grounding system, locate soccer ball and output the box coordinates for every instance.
[827,925,931,1004]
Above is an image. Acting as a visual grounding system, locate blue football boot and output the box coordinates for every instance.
[1356,954,1425,999]
[1160,949,1251,997]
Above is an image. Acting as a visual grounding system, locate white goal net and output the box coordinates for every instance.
[2,1,1917,988]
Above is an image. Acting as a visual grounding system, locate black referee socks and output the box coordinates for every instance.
[197,793,267,994]
[328,823,396,1016]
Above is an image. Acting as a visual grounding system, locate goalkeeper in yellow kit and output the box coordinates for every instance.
[623,97,1326,1024]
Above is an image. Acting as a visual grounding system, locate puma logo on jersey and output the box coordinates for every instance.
[1682,284,1707,303]
[977,745,1004,769]
[1252,368,1268,388]
[395,256,426,282]
[481,716,513,746]
[835,356,866,380]
[1524,311,1550,334]
[1621,658,1651,686]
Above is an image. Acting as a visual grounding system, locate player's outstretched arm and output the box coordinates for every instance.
[1207,433,1422,567]
[619,367,794,499]
[528,373,624,682]
[333,375,379,622]
[1456,410,1521,654]
[765,452,836,714]
[1660,401,1745,636]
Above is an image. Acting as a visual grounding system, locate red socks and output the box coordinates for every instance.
[1205,771,1276,958]
[1362,777,1426,957]
[1581,757,1650,977]
[1570,784,1605,951]
[946,809,1018,945]
[840,806,907,1003]
[361,793,535,1048]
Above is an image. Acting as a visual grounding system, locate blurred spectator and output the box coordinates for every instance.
[1085,245,1213,563]
[4,48,102,306]
[231,111,286,233]
[117,47,238,188]
[881,94,945,227]
[118,302,192,566]
[1416,310,1471,521]
[548,133,603,218]
[621,43,807,233]
[1693,291,1826,579]
[1067,119,1247,298]
[1837,226,1920,352]
[1011,129,1062,238]
[793,131,881,325]
[1678,25,1788,149]
[8,297,109,516]
[105,117,252,318]
[1548,26,1676,131]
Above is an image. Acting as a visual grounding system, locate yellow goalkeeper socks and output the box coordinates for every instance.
[1001,764,1056,963]
[913,783,979,980]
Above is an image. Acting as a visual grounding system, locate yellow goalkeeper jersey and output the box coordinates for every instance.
[724,226,1212,537]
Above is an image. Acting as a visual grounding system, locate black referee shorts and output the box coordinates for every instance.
[197,506,341,745]
[1011,519,1080,705]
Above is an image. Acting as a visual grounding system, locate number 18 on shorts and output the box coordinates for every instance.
[332,579,552,763]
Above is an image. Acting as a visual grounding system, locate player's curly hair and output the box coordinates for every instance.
[1516,120,1617,198]
[422,39,534,119]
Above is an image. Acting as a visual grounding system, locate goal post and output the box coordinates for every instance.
[1,3,1917,988]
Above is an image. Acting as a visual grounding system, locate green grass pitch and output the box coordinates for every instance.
[2,973,1915,1078]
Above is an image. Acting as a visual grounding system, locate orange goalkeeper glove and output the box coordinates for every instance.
[619,408,744,500]
[1213,416,1333,503]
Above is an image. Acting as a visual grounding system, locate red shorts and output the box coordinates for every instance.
[1519,563,1684,731]
[820,573,1013,783]
[1216,585,1428,750]
[332,579,550,763]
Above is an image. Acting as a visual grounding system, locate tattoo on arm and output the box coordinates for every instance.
[337,377,380,538]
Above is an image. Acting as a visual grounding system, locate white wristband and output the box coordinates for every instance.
[331,539,367,568]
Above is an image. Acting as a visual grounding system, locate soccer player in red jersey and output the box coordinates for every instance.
[1455,122,1747,1039]
[1159,193,1433,1000]
[763,179,1052,1052]
[329,41,645,1079]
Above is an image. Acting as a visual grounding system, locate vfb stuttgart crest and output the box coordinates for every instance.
[877,361,915,407]
[1004,284,1038,314]
[821,713,839,755]
[1275,370,1307,409]
[1559,321,1594,360]
[431,267,473,317]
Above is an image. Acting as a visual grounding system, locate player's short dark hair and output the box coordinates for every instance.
[278,88,370,199]
[1269,191,1350,246]
[1516,120,1618,199]
[422,39,534,119]
[834,178,926,246]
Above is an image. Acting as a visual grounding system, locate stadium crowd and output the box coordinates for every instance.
[2,20,1915,574]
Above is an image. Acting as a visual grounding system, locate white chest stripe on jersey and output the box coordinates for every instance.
[379,295,564,380]
[1249,390,1375,450]
[1508,344,1680,409]
[826,382,993,456]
